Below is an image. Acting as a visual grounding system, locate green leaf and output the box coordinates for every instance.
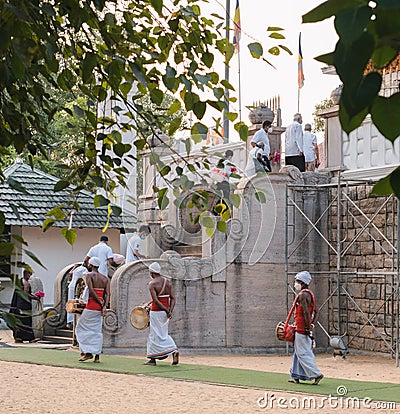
[157,188,169,209]
[334,6,372,43]
[255,191,266,203]
[302,0,367,23]
[234,122,248,141]
[202,215,214,228]
[203,52,214,68]
[193,101,206,120]
[248,42,263,59]
[42,218,55,232]
[229,193,240,208]
[372,46,397,68]
[191,122,208,141]
[167,99,181,115]
[268,47,280,56]
[46,206,66,220]
[151,0,163,14]
[278,45,293,55]
[111,205,122,217]
[205,226,215,238]
[130,63,148,87]
[11,54,25,80]
[340,72,381,118]
[94,194,109,207]
[269,32,285,39]
[339,103,368,134]
[0,242,14,256]
[370,173,393,196]
[82,53,97,83]
[315,52,334,65]
[61,228,77,246]
[371,94,400,142]
[168,117,182,136]
[54,180,70,192]
[24,249,46,269]
[216,220,226,233]
[267,26,284,31]
[334,32,375,84]
[150,88,164,105]
[0,211,4,234]
[225,112,238,122]
[6,177,29,194]
[159,165,171,177]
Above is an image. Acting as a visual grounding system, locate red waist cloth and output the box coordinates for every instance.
[294,290,315,334]
[86,288,104,311]
[151,295,170,311]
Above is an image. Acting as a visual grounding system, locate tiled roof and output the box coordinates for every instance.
[1,161,136,229]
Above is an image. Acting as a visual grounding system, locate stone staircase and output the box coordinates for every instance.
[42,327,73,345]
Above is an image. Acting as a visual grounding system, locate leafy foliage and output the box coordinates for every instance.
[303,0,400,197]
[313,98,334,133]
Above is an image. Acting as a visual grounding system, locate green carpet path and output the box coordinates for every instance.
[0,347,399,403]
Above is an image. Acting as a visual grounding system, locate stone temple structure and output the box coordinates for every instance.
[44,99,399,364]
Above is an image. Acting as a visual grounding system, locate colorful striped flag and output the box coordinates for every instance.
[298,33,305,88]
[232,0,241,53]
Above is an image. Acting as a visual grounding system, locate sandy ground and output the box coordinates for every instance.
[1,328,400,414]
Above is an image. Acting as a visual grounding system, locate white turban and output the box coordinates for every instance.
[149,262,161,274]
[295,271,311,285]
[89,256,101,267]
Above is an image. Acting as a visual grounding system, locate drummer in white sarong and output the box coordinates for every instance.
[75,256,110,363]
[145,262,179,366]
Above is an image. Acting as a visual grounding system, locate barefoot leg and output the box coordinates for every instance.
[172,351,179,365]
[144,358,157,366]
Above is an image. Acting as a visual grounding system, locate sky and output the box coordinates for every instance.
[203,0,341,141]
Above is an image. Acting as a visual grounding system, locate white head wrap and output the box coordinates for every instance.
[149,262,161,274]
[295,271,312,285]
[89,256,101,267]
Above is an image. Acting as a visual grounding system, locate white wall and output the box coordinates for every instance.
[0,226,121,307]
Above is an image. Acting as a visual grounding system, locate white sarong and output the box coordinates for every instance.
[75,309,103,355]
[146,311,177,359]
[290,333,322,381]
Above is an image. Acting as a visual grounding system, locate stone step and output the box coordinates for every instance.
[54,329,73,338]
[173,244,202,258]
[42,335,73,344]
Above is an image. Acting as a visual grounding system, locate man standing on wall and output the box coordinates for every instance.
[145,262,179,366]
[84,235,116,277]
[251,120,272,172]
[126,225,151,263]
[285,113,305,172]
[288,271,323,385]
[303,123,320,172]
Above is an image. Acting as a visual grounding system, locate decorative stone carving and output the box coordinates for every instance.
[44,264,75,329]
[330,85,343,105]
[248,103,274,125]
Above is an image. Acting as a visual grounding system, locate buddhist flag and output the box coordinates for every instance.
[298,33,305,88]
[232,0,241,53]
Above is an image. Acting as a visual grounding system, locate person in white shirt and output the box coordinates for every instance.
[245,143,268,176]
[126,225,151,263]
[285,113,305,172]
[251,120,271,171]
[84,236,116,277]
[66,263,88,329]
[303,124,320,172]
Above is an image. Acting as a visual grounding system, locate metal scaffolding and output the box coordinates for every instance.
[285,178,400,366]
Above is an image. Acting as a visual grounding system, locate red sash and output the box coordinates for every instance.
[294,289,315,334]
[86,288,104,311]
